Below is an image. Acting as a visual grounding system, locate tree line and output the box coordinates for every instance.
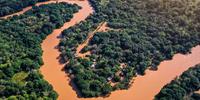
[58,0,200,97]
[155,64,200,100]
[0,0,48,17]
[0,2,80,99]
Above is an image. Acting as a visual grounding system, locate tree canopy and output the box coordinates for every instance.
[0,2,80,99]
[0,0,48,17]
[58,0,200,97]
[155,64,200,100]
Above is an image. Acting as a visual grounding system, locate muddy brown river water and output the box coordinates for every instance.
[2,0,200,100]
[39,0,93,100]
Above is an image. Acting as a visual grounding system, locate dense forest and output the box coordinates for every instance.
[0,2,80,99]
[0,0,48,17]
[155,64,200,100]
[58,0,200,97]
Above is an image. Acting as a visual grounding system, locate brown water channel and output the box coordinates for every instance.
[39,0,93,100]
[2,0,200,100]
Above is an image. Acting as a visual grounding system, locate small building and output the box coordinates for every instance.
[107,77,112,81]
[91,64,95,68]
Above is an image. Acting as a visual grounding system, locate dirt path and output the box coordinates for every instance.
[75,22,107,58]
[2,0,200,100]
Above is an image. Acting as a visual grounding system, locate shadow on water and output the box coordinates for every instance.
[69,79,82,98]
[60,63,83,98]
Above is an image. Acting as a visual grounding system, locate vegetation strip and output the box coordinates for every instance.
[0,2,80,99]
[76,22,106,58]
[58,0,200,97]
[0,0,49,17]
[155,64,200,100]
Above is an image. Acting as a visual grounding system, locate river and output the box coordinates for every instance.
[2,0,200,100]
[0,0,57,19]
[103,45,200,100]
[39,0,93,100]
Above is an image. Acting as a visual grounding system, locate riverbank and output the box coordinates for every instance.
[39,0,94,100]
[105,45,200,100]
[38,1,200,100]
[0,0,57,19]
[2,0,200,100]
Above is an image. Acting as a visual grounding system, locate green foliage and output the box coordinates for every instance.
[0,0,49,17]
[11,72,29,86]
[0,2,80,99]
[58,0,200,97]
[155,64,200,100]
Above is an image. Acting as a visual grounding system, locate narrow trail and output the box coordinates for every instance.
[1,0,200,100]
[76,22,107,58]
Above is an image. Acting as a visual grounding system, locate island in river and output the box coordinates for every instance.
[58,0,200,99]
[0,0,81,99]
[1,0,200,100]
